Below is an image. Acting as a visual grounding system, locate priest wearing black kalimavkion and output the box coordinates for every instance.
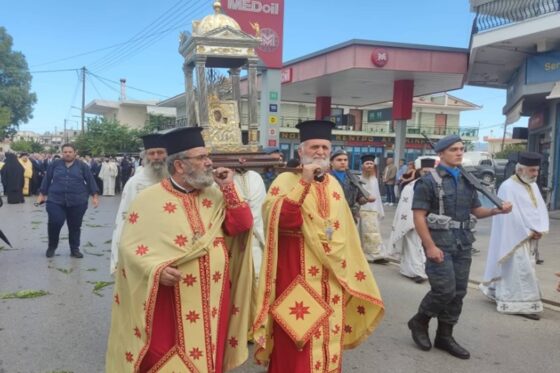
[480,151,549,320]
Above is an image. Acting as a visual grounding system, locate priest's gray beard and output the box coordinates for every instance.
[362,170,375,178]
[300,155,329,173]
[144,158,168,181]
[183,165,214,189]
[518,172,537,184]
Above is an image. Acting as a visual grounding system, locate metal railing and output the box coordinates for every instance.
[361,124,479,138]
[473,0,560,33]
[160,116,478,138]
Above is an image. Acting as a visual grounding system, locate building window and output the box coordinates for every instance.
[435,114,447,135]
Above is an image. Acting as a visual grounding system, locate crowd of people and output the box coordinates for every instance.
[0,151,140,202]
[2,121,558,372]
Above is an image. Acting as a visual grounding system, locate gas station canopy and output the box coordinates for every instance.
[278,39,469,107]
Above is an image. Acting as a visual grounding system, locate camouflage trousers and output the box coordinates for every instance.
[418,243,472,324]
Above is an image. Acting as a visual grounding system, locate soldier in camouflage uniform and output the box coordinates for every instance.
[408,134,512,359]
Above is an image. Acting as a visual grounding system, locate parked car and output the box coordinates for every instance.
[463,158,508,185]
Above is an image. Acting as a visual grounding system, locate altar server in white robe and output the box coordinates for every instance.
[109,134,167,274]
[233,168,266,278]
[480,152,549,320]
[99,158,118,196]
[388,158,436,283]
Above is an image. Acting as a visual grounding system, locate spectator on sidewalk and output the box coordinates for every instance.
[1,152,25,204]
[38,144,99,258]
[395,158,407,198]
[383,157,397,205]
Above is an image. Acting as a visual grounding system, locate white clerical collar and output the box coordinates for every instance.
[169,177,195,194]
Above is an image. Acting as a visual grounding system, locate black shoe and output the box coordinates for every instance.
[45,248,56,258]
[408,315,432,351]
[373,258,390,264]
[70,250,84,259]
[412,276,426,284]
[434,335,470,359]
[536,259,544,265]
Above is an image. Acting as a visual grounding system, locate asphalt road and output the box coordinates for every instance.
[0,196,559,373]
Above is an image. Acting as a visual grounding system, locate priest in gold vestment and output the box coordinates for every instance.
[106,127,254,372]
[252,120,384,373]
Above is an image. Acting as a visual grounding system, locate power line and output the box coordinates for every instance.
[88,0,195,71]
[88,71,169,98]
[65,73,82,120]
[88,73,104,100]
[29,68,80,74]
[90,0,207,72]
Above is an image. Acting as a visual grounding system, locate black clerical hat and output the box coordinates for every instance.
[518,151,541,167]
[361,154,376,164]
[162,127,205,155]
[420,158,436,168]
[295,120,335,142]
[140,133,165,150]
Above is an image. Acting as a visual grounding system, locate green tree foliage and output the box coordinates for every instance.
[495,143,526,159]
[0,27,37,140]
[142,114,173,133]
[73,117,141,156]
[10,139,45,153]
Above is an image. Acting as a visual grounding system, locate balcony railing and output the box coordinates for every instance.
[163,116,478,139]
[361,124,479,138]
[473,0,560,33]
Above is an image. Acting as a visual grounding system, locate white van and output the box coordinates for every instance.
[462,151,493,167]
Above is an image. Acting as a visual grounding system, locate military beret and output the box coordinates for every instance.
[330,148,348,161]
[434,134,463,153]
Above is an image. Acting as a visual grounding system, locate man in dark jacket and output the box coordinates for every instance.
[38,144,99,258]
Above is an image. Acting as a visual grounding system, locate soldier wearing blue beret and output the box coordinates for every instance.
[407,134,512,359]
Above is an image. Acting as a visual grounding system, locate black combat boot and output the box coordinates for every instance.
[407,313,432,350]
[434,321,470,359]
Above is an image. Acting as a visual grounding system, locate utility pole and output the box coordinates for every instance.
[81,66,86,133]
[63,119,67,143]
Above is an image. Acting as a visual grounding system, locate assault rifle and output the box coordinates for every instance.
[346,170,371,200]
[421,133,505,209]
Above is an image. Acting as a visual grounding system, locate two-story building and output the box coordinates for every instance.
[467,0,560,208]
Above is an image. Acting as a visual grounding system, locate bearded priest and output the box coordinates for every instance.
[480,151,549,320]
[109,133,168,275]
[106,126,254,372]
[252,120,384,373]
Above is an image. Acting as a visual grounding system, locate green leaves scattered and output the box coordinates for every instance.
[85,223,104,228]
[0,289,49,299]
[86,268,97,272]
[83,249,103,257]
[83,241,95,247]
[48,265,73,274]
[104,239,112,244]
[87,281,114,296]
